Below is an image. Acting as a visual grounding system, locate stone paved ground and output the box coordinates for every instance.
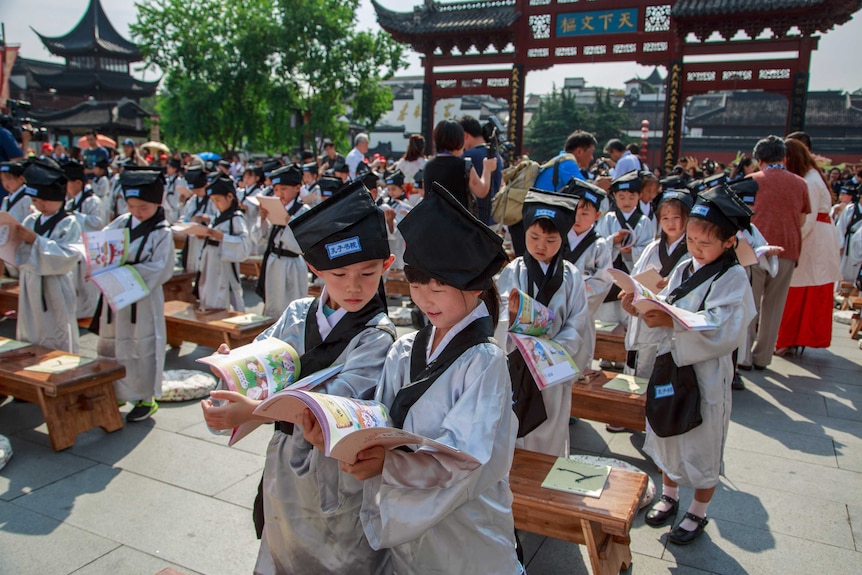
[1,285,860,574]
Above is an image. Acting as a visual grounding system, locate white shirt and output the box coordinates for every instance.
[346,148,365,179]
[426,301,490,363]
[613,151,641,178]
[315,286,348,341]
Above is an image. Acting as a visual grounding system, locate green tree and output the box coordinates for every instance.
[131,0,404,154]
[524,88,630,162]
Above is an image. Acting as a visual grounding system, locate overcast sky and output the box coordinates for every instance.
[2,0,861,95]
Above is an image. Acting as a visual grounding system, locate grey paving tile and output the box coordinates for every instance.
[67,427,263,496]
[665,519,862,575]
[569,418,619,456]
[146,400,212,434]
[623,552,716,574]
[743,385,829,419]
[522,535,591,574]
[0,500,119,575]
[178,419,271,456]
[723,447,862,506]
[725,422,838,467]
[0,436,97,501]
[709,478,855,550]
[213,471,260,510]
[848,504,862,552]
[15,465,259,575]
[69,546,203,575]
[824,394,862,422]
[0,399,45,436]
[517,530,546,567]
[835,440,862,473]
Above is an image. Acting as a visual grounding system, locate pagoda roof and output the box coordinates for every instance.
[672,0,862,39]
[35,98,151,133]
[31,70,158,96]
[33,0,141,59]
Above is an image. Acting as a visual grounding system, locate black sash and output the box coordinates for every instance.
[389,315,495,430]
[4,188,29,212]
[667,250,738,308]
[614,207,643,231]
[89,209,168,335]
[256,198,304,299]
[566,228,598,267]
[658,235,689,277]
[208,207,244,283]
[191,195,209,216]
[524,250,565,308]
[845,206,862,253]
[604,208,644,303]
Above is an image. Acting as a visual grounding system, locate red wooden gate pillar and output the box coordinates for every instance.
[509,64,525,159]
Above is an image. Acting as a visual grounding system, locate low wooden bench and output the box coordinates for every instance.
[0,281,17,315]
[839,281,858,310]
[164,300,275,349]
[848,296,862,339]
[0,345,125,451]
[510,449,647,575]
[240,256,263,279]
[594,323,627,364]
[571,370,646,432]
[162,270,197,304]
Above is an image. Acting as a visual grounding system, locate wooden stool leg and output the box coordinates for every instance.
[581,519,632,575]
[42,383,124,451]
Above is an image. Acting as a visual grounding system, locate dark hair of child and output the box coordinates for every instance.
[658,198,687,220]
[527,217,560,236]
[688,216,735,243]
[403,265,501,329]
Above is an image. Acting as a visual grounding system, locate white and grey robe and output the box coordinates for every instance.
[197,207,252,311]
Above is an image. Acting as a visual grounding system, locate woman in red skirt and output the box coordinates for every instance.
[776,139,841,354]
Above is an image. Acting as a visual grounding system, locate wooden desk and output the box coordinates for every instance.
[571,371,646,432]
[594,323,627,363]
[0,281,17,315]
[164,300,275,349]
[240,256,263,279]
[511,449,646,575]
[385,270,411,297]
[0,345,125,451]
[162,270,197,304]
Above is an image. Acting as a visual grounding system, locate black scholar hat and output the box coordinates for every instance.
[120,168,165,204]
[385,171,405,187]
[24,159,67,202]
[0,161,25,177]
[185,167,209,189]
[560,177,606,210]
[691,184,754,237]
[289,180,390,270]
[610,170,642,194]
[206,174,237,197]
[360,170,380,191]
[657,189,694,212]
[728,177,759,207]
[301,162,318,175]
[522,189,577,239]
[318,175,343,198]
[168,158,182,170]
[332,160,350,174]
[270,164,302,187]
[61,160,86,183]
[398,182,508,291]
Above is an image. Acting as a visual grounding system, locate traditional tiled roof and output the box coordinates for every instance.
[31,71,158,96]
[36,99,151,132]
[372,0,519,36]
[33,0,140,59]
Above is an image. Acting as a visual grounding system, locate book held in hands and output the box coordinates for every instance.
[608,269,717,331]
[80,229,150,312]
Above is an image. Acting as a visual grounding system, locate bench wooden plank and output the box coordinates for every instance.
[0,345,125,451]
[164,300,275,349]
[240,256,263,279]
[571,370,646,432]
[0,282,18,315]
[510,449,646,575]
[594,322,627,363]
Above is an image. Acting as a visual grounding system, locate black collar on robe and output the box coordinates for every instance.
[34,209,69,236]
[126,207,168,263]
[658,233,688,277]
[666,249,737,307]
[192,195,209,215]
[523,246,566,307]
[566,227,599,267]
[300,283,389,380]
[390,315,495,430]
[614,206,643,229]
[210,206,243,228]
[68,189,94,212]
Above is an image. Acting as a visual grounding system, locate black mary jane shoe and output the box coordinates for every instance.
[645,495,679,526]
[668,512,709,545]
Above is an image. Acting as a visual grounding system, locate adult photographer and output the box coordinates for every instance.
[459,115,503,225]
[0,114,29,163]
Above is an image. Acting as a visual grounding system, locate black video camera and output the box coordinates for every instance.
[483,116,510,163]
[1,99,47,142]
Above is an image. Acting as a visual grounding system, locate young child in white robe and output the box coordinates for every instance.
[253,164,310,318]
[91,167,174,422]
[202,181,396,575]
[191,175,252,311]
[596,170,654,366]
[179,167,218,274]
[63,160,105,319]
[1,160,34,278]
[622,184,756,546]
[5,160,81,352]
[162,158,186,224]
[496,189,589,457]
[343,183,523,575]
[562,179,613,372]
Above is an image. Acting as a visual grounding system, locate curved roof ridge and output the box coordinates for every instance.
[32,0,140,59]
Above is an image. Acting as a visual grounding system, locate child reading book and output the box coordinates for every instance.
[90,167,174,422]
[342,182,522,574]
[621,185,755,545]
[624,190,693,379]
[562,178,613,371]
[4,160,81,352]
[252,164,310,318]
[596,170,654,366]
[201,180,396,574]
[178,167,217,273]
[1,160,33,278]
[496,189,589,457]
[63,160,105,319]
[192,175,252,311]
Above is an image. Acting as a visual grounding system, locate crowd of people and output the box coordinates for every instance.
[0,117,855,570]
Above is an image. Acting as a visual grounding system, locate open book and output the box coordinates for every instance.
[257,196,290,226]
[608,269,717,331]
[82,229,150,312]
[198,337,301,401]
[507,289,578,390]
[0,213,22,265]
[170,221,210,236]
[253,390,478,464]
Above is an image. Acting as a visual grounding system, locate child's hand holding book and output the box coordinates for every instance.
[340,446,386,480]
[201,390,266,430]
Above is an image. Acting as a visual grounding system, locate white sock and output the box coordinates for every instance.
[654,484,679,512]
[679,499,710,531]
